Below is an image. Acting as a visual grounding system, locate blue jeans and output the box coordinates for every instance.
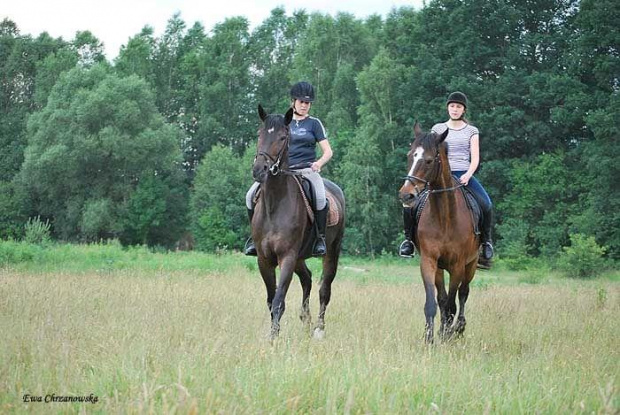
[452,171,492,212]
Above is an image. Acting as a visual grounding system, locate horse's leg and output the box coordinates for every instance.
[444,270,461,340]
[421,257,438,344]
[295,260,313,330]
[258,256,277,318]
[270,254,297,338]
[434,268,449,340]
[314,248,340,339]
[455,260,476,336]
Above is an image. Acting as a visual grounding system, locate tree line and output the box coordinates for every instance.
[1,0,618,260]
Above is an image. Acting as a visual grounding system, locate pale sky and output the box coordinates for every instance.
[2,0,425,60]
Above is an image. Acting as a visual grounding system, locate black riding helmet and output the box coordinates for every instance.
[446,91,468,109]
[290,81,315,102]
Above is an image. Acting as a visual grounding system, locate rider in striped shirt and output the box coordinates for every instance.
[399,92,494,268]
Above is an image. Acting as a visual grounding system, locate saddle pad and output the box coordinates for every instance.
[326,192,339,227]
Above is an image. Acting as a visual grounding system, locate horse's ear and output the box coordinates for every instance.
[437,128,449,144]
[284,107,294,126]
[413,121,423,138]
[258,104,268,121]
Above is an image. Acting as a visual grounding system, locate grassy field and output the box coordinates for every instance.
[1,244,618,414]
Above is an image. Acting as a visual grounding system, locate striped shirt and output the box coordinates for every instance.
[431,123,479,171]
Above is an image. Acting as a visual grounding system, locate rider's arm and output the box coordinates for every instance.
[313,139,333,172]
[460,133,479,185]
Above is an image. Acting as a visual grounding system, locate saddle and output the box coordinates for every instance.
[297,177,339,227]
[460,185,482,236]
[407,177,482,238]
[252,178,339,227]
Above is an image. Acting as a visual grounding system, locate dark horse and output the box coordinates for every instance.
[251,105,345,339]
[398,123,479,344]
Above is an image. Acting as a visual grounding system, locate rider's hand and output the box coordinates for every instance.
[459,173,471,185]
[311,162,321,173]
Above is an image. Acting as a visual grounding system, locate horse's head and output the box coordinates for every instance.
[398,122,449,206]
[253,104,294,183]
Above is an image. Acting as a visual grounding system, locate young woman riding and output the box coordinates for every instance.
[399,91,494,268]
[245,81,333,256]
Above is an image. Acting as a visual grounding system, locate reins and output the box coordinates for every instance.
[402,150,463,195]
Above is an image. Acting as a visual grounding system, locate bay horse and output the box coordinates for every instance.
[398,122,479,344]
[251,104,345,339]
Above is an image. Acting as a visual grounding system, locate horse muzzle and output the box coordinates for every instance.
[399,191,417,207]
[252,163,269,183]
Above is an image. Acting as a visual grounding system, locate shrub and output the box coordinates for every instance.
[0,240,39,264]
[23,216,51,245]
[497,218,532,270]
[556,233,607,278]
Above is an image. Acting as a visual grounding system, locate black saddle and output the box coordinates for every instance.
[460,185,482,236]
[300,177,316,209]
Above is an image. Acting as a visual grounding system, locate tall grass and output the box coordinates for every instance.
[1,243,618,413]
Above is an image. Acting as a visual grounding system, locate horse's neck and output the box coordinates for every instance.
[261,175,297,215]
[429,166,459,226]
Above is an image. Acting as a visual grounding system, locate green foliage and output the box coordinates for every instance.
[569,93,620,259]
[18,64,187,246]
[194,207,238,251]
[0,180,27,239]
[190,145,253,251]
[556,233,607,279]
[497,152,581,257]
[496,218,532,271]
[23,216,51,245]
[0,240,40,264]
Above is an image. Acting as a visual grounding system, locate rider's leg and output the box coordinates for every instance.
[303,169,328,257]
[399,207,415,257]
[465,176,494,264]
[244,182,260,256]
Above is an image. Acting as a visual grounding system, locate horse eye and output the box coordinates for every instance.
[280,135,286,141]
[426,159,432,165]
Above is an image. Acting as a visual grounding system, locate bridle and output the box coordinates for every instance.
[256,126,291,176]
[402,148,463,197]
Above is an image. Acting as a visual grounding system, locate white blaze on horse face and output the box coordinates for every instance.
[407,146,425,180]
[268,127,275,134]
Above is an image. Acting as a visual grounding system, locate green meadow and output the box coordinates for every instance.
[1,242,618,414]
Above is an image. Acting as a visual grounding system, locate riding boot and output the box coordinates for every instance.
[478,208,494,269]
[312,204,329,256]
[244,208,257,256]
[399,207,416,258]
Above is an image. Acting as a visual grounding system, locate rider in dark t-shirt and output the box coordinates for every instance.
[245,81,333,257]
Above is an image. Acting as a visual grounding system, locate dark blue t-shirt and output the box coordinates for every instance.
[288,116,327,167]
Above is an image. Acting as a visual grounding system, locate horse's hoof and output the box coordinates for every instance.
[312,327,325,340]
[269,326,280,341]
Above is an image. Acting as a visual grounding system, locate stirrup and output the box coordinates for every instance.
[477,256,492,270]
[312,237,327,256]
[399,240,415,258]
[244,237,257,256]
[482,241,494,260]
